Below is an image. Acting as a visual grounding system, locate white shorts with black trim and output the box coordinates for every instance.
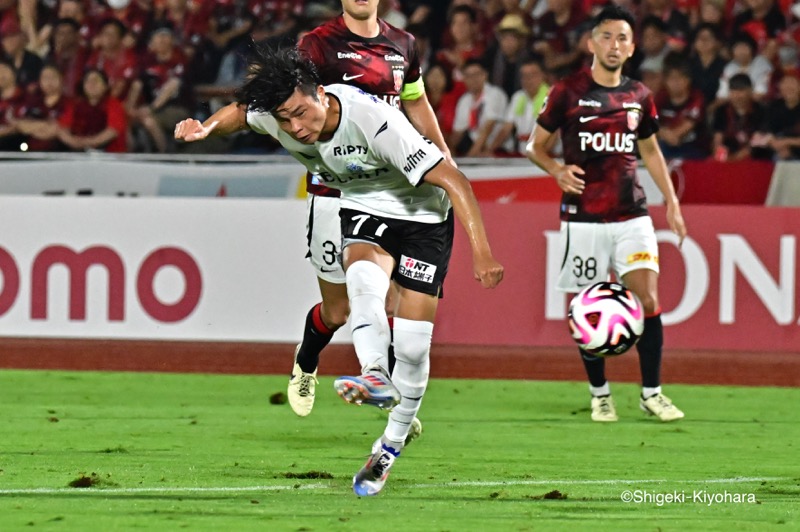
[556,216,659,293]
[305,194,346,284]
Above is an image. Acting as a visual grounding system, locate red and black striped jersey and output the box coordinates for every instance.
[537,70,659,223]
[298,15,421,197]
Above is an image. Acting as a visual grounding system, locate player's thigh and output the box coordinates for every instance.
[395,286,439,323]
[392,212,454,301]
[611,217,660,279]
[613,216,660,309]
[556,221,613,292]
[306,194,346,284]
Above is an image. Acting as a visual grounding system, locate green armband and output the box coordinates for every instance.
[400,77,425,101]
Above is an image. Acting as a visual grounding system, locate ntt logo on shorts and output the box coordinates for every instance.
[398,255,436,283]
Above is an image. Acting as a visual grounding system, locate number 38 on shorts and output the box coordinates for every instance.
[556,217,660,293]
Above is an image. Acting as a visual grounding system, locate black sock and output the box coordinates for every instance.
[388,318,396,375]
[580,348,607,387]
[636,314,663,389]
[296,303,335,373]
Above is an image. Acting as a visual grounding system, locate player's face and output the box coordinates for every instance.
[273,86,329,144]
[341,0,378,21]
[589,20,634,73]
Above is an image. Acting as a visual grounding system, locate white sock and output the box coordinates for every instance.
[590,382,611,397]
[384,318,433,446]
[346,261,391,374]
[642,386,662,399]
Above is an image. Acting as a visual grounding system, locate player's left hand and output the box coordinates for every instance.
[666,202,687,247]
[473,255,504,288]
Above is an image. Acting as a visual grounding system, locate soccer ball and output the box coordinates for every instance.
[568,281,644,356]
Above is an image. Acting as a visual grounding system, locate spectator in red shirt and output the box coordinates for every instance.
[57,67,127,152]
[86,17,139,100]
[126,25,189,152]
[0,59,26,150]
[423,61,466,138]
[12,63,74,151]
[46,18,88,98]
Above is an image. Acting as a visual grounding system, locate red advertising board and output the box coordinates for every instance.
[436,203,800,352]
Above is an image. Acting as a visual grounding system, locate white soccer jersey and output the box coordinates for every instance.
[247,84,449,223]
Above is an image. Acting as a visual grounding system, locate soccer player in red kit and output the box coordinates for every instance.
[287,0,452,421]
[527,5,688,422]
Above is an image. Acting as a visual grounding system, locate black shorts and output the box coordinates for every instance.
[340,208,454,297]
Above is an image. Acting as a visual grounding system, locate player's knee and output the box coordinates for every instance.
[346,261,389,299]
[637,293,659,315]
[393,318,433,366]
[320,301,349,330]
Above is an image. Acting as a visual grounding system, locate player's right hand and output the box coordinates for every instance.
[174,119,219,142]
[554,165,586,195]
[473,255,504,289]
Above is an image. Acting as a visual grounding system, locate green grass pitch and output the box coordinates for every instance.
[0,370,798,530]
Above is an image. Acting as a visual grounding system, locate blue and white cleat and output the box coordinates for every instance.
[353,443,400,496]
[334,369,401,410]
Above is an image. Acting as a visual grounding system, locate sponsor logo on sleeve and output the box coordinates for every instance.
[403,148,427,173]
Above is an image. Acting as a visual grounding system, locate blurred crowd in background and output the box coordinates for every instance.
[0,0,799,161]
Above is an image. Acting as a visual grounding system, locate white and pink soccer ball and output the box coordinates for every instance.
[568,281,644,356]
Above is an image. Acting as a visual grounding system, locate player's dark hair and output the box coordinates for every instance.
[234,42,321,114]
[592,5,636,33]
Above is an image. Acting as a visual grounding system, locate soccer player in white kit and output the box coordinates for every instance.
[174,44,503,496]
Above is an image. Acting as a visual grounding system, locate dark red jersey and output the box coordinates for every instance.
[537,70,659,223]
[298,15,421,197]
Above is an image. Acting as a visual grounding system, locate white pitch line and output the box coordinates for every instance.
[0,477,782,496]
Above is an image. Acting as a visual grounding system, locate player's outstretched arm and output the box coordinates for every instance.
[526,124,585,194]
[638,134,687,245]
[423,163,504,289]
[174,103,249,142]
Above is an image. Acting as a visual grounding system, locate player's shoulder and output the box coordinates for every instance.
[551,69,592,95]
[378,18,415,47]
[327,83,397,129]
[620,76,653,100]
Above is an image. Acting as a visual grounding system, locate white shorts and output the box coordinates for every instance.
[306,194,346,284]
[556,216,659,293]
